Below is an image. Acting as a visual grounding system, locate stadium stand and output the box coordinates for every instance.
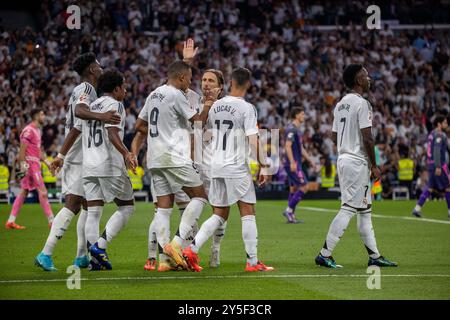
[1,0,449,200]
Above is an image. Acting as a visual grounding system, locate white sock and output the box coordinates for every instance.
[76,209,88,257]
[357,209,380,259]
[242,215,258,266]
[178,203,197,248]
[174,197,207,246]
[97,205,134,249]
[191,214,225,253]
[320,206,356,257]
[414,204,422,212]
[42,207,75,256]
[154,207,173,248]
[85,206,103,247]
[148,212,158,259]
[285,207,293,213]
[212,220,227,250]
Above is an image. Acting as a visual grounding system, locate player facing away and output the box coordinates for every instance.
[5,108,54,229]
[315,64,397,269]
[282,107,317,223]
[413,115,450,218]
[133,60,215,269]
[182,67,274,272]
[35,53,121,271]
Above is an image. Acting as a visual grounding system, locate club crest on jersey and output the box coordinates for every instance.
[79,93,88,102]
[436,137,442,144]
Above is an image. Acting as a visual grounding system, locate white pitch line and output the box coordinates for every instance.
[1,274,450,284]
[299,206,450,225]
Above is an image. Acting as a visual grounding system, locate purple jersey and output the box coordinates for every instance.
[426,129,448,170]
[284,123,303,165]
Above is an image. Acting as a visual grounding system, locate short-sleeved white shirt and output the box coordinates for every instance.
[81,96,126,177]
[332,93,373,162]
[208,96,258,178]
[139,84,197,169]
[65,82,97,164]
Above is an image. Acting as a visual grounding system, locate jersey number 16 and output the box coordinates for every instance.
[87,120,103,148]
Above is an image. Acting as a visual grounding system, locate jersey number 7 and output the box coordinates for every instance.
[214,120,234,151]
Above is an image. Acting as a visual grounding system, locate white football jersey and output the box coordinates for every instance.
[65,82,97,164]
[332,93,373,162]
[80,96,126,177]
[208,96,258,178]
[186,89,213,171]
[139,84,197,169]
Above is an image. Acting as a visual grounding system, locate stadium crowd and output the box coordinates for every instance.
[1,0,450,199]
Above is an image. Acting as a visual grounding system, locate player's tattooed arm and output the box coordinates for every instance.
[50,127,81,175]
[131,119,148,156]
[361,127,381,181]
[182,38,198,65]
[107,127,137,174]
[75,104,121,124]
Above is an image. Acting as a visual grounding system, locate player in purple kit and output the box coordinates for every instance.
[282,107,316,223]
[412,115,450,218]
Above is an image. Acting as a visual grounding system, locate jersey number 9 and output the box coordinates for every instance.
[150,108,159,138]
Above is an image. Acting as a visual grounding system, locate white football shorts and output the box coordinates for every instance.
[337,155,372,209]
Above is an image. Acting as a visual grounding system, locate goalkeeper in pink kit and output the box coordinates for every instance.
[5,108,54,229]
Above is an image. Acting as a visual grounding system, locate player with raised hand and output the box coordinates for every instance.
[182,38,229,267]
[133,60,215,270]
[315,64,397,269]
[34,53,120,272]
[6,108,54,230]
[412,115,450,218]
[182,67,274,272]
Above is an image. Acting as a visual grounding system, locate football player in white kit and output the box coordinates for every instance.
[139,67,225,271]
[35,53,120,272]
[182,67,274,272]
[133,60,216,269]
[50,69,137,270]
[315,64,397,268]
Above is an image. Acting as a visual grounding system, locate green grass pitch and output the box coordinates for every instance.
[0,200,449,300]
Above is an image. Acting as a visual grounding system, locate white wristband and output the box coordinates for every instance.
[57,153,66,160]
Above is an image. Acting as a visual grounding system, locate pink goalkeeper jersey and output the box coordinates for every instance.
[20,123,41,165]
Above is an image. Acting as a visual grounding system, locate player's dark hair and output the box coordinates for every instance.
[290,107,304,119]
[167,60,191,79]
[30,108,43,120]
[343,64,363,89]
[72,52,97,76]
[231,67,251,88]
[97,69,124,94]
[204,69,225,87]
[434,115,447,127]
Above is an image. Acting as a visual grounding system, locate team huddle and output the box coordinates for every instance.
[8,39,399,273]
